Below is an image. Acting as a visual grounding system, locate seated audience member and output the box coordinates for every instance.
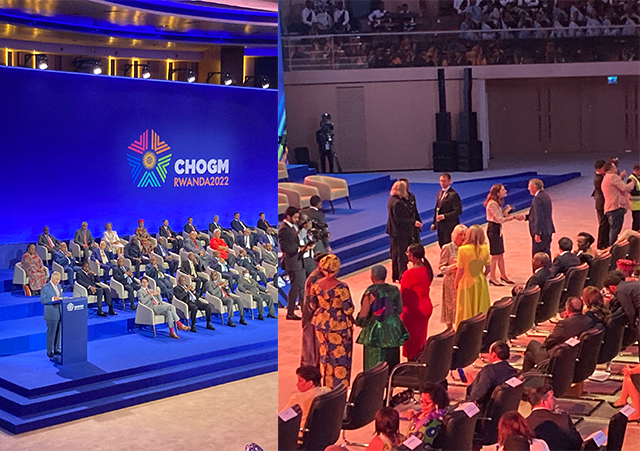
[368,407,404,451]
[153,236,179,275]
[237,268,276,320]
[74,222,96,262]
[522,297,592,372]
[611,363,640,421]
[261,242,278,267]
[174,275,215,332]
[616,259,636,279]
[76,261,115,317]
[526,386,582,451]
[466,341,518,414]
[138,277,188,339]
[158,219,183,252]
[102,222,124,254]
[237,248,268,285]
[207,271,246,326]
[90,240,116,282]
[21,243,48,295]
[181,252,208,297]
[134,219,154,255]
[405,382,449,448]
[209,229,236,266]
[208,215,234,248]
[53,242,79,289]
[230,212,256,236]
[282,366,331,427]
[498,411,549,451]
[582,286,610,327]
[235,228,260,262]
[574,232,596,266]
[550,237,581,276]
[258,227,279,251]
[124,237,149,278]
[113,257,140,310]
[145,255,174,302]
[525,252,552,290]
[603,271,640,330]
[184,230,210,265]
[256,212,274,233]
[38,226,60,254]
[209,250,239,290]
[183,217,209,242]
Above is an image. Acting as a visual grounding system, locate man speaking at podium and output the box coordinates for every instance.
[41,271,63,360]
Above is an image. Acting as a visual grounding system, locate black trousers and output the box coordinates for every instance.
[187,299,212,326]
[131,257,150,278]
[192,275,208,297]
[390,235,411,282]
[319,148,334,173]
[633,210,640,231]
[522,340,549,373]
[92,286,112,311]
[287,268,306,315]
[437,220,456,248]
[123,281,141,305]
[596,209,610,249]
[531,234,553,257]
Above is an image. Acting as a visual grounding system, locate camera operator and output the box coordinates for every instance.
[302,195,331,254]
[298,213,318,277]
[316,113,334,173]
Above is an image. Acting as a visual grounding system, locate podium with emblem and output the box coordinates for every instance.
[60,297,88,364]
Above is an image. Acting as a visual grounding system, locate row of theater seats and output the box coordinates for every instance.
[277,163,352,214]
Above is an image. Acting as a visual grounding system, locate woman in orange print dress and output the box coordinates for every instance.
[311,254,355,389]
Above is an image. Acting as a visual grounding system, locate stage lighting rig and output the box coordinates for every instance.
[74,58,102,75]
[24,54,48,70]
[243,75,270,89]
[206,71,233,85]
[169,68,196,83]
[124,64,151,79]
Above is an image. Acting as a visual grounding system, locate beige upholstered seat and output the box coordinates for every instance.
[278,161,289,180]
[278,193,289,215]
[278,182,320,209]
[304,175,351,213]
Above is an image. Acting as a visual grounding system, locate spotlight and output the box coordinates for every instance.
[206,71,233,85]
[141,65,151,79]
[74,58,102,75]
[24,53,48,70]
[125,63,151,79]
[243,75,270,89]
[169,67,196,83]
[261,76,270,89]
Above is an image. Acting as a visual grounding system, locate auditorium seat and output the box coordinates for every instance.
[13,263,50,292]
[237,291,258,319]
[52,261,73,285]
[278,192,289,216]
[587,254,611,289]
[69,241,83,261]
[597,310,627,371]
[432,409,478,451]
[176,270,197,289]
[267,283,278,306]
[480,297,513,354]
[88,259,104,279]
[534,274,565,326]
[627,235,640,263]
[304,175,351,214]
[205,292,235,325]
[73,283,98,307]
[559,263,589,312]
[474,381,525,447]
[278,182,319,209]
[278,403,302,451]
[135,300,171,338]
[450,313,486,372]
[523,342,580,398]
[278,161,289,181]
[35,244,52,266]
[262,262,277,280]
[109,277,139,308]
[174,297,208,324]
[299,384,347,451]
[508,286,540,340]
[609,241,629,271]
[567,325,604,397]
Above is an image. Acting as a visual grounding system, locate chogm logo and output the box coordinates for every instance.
[66,303,74,312]
[127,130,172,188]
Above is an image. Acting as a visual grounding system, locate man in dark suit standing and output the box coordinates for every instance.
[522,297,593,372]
[592,160,609,249]
[302,195,331,253]
[154,237,179,276]
[466,341,518,414]
[524,178,555,257]
[526,386,583,451]
[38,226,60,254]
[550,237,581,277]
[431,173,462,248]
[74,222,95,262]
[158,219,183,252]
[41,271,63,360]
[400,178,422,245]
[525,252,552,290]
[76,261,115,317]
[279,206,306,320]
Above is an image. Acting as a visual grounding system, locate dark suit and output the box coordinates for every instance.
[522,312,593,372]
[258,232,279,251]
[237,255,267,285]
[38,233,60,253]
[466,360,518,413]
[235,234,259,262]
[174,283,212,327]
[526,190,555,256]
[387,195,414,282]
[550,252,581,277]
[184,223,209,243]
[74,228,95,262]
[76,269,112,312]
[615,280,640,344]
[53,250,79,287]
[181,259,208,296]
[525,267,552,290]
[153,244,179,275]
[231,219,254,235]
[113,265,140,307]
[526,408,583,451]
[432,187,462,248]
[145,264,174,301]
[208,222,234,247]
[279,221,305,315]
[41,281,62,356]
[90,247,116,282]
[301,206,330,253]
[592,173,609,249]
[209,257,239,290]
[124,242,149,278]
[257,218,272,232]
[407,191,422,244]
[158,225,183,252]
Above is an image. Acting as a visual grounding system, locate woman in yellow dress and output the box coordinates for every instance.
[454,224,491,327]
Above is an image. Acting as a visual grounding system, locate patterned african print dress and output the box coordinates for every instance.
[21,252,47,291]
[406,408,446,448]
[311,281,355,389]
[135,227,153,255]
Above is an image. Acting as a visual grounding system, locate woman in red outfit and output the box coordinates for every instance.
[400,243,434,361]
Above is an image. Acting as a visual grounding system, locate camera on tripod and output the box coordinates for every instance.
[308,219,330,243]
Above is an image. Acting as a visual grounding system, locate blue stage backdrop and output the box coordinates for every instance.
[0,66,276,246]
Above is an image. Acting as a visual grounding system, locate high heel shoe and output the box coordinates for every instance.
[608,401,625,409]
[501,277,515,284]
[489,280,504,287]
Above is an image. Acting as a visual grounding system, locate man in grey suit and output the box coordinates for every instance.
[74,222,96,262]
[41,272,63,359]
[38,226,61,254]
[237,268,276,321]
[207,271,247,327]
[184,230,210,266]
[262,243,278,267]
[138,278,189,339]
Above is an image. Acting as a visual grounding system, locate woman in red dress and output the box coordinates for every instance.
[400,243,434,361]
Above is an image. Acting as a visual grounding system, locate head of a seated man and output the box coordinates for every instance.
[244,229,251,236]
[264,243,272,251]
[158,236,165,245]
[141,278,149,288]
[296,365,322,392]
[370,265,387,284]
[99,240,107,250]
[130,237,139,246]
[259,212,265,220]
[162,219,169,227]
[531,252,550,271]
[310,195,322,209]
[178,276,186,286]
[213,215,219,223]
[240,249,247,257]
[564,296,583,318]
[576,232,594,252]
[190,231,197,239]
[558,237,572,253]
[634,163,640,176]
[528,385,555,411]
[59,242,67,252]
[488,341,510,363]
[234,212,240,220]
[214,229,221,238]
[188,252,196,262]
[150,256,157,265]
[117,257,125,267]
[82,261,90,272]
[43,226,50,234]
[187,217,193,224]
[81,222,88,230]
[213,250,221,259]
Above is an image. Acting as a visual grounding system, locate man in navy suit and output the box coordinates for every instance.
[76,261,115,316]
[230,212,257,237]
[183,217,209,242]
[258,227,279,251]
[524,178,555,256]
[235,228,260,262]
[41,272,63,359]
[52,242,79,290]
[145,255,174,302]
[38,226,61,254]
[237,248,268,285]
[90,240,116,282]
[209,250,239,291]
[524,252,552,291]
[113,257,139,310]
[550,237,581,277]
[154,237,179,276]
[158,219,183,252]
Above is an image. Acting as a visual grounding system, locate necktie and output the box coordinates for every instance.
[218,282,229,298]
[188,289,196,302]
[190,261,196,275]
[158,267,164,278]
[101,250,107,264]
[221,260,227,271]
[53,283,59,297]
[245,236,249,247]
[47,235,53,247]
[83,231,87,246]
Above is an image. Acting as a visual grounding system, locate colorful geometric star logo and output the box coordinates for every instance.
[127,129,172,188]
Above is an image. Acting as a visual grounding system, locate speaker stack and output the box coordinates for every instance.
[432,68,457,172]
[456,68,483,172]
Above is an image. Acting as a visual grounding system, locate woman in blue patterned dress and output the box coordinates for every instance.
[311,254,355,389]
[405,382,449,448]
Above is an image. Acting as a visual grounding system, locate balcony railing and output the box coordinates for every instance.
[282,25,639,71]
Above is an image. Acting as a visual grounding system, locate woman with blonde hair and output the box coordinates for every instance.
[485,184,519,286]
[387,180,421,282]
[439,224,468,329]
[310,254,355,389]
[454,225,491,327]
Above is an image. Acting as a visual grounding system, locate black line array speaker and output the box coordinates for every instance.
[457,111,478,142]
[462,67,472,112]
[433,141,457,172]
[437,68,447,113]
[436,112,452,142]
[456,141,483,172]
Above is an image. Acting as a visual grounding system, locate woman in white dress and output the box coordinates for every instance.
[103,222,124,254]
